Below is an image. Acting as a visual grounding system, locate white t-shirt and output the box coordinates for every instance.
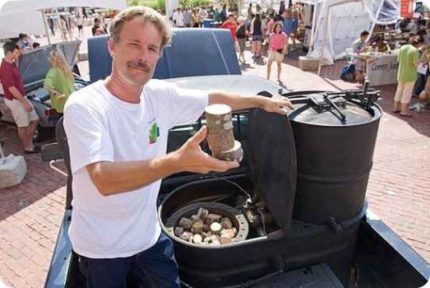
[63,79,208,258]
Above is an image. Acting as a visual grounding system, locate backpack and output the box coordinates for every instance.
[340,63,356,81]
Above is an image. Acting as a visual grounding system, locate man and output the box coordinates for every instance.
[348,31,369,80]
[183,7,191,27]
[173,7,184,27]
[64,7,293,287]
[394,36,424,116]
[91,18,102,36]
[0,42,39,153]
[16,33,31,50]
[351,31,369,54]
[198,7,208,26]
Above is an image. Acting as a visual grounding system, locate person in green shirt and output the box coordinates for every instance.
[44,50,75,113]
[394,36,424,117]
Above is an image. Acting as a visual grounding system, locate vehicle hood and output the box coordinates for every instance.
[165,75,281,96]
[19,40,80,85]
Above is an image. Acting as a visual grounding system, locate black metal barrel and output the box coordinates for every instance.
[287,90,382,225]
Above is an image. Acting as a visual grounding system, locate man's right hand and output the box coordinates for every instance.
[21,99,33,113]
[174,126,239,174]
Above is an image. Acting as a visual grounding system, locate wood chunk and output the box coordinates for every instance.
[197,207,209,220]
[178,217,193,230]
[221,217,233,229]
[203,224,210,232]
[211,235,221,245]
[220,228,237,240]
[207,213,222,222]
[190,215,200,222]
[210,222,222,234]
[220,236,232,244]
[193,234,203,244]
[174,226,184,237]
[191,219,204,234]
[180,231,193,242]
[166,227,174,235]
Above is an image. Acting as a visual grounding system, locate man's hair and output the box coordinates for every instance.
[18,33,27,39]
[360,31,369,37]
[410,35,425,46]
[3,41,19,54]
[109,6,172,49]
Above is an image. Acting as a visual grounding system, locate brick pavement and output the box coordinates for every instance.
[0,44,430,287]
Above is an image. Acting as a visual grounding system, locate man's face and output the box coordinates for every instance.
[11,49,20,61]
[108,17,162,87]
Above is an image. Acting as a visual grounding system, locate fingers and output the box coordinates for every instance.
[200,153,239,173]
[274,98,294,110]
[188,126,207,146]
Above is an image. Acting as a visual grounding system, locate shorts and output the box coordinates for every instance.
[5,98,39,127]
[237,38,247,52]
[268,50,284,62]
[252,35,262,42]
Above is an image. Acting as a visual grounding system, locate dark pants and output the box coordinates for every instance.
[77,232,180,288]
[414,72,427,96]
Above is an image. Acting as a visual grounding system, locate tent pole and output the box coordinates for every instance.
[309,0,318,50]
[318,3,328,76]
[41,9,51,44]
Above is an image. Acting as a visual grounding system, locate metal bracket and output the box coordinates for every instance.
[49,159,68,177]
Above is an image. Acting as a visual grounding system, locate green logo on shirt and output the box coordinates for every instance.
[149,122,160,144]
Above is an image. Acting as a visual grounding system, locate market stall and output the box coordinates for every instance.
[366,52,398,86]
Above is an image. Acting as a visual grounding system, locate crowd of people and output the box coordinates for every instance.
[170,2,304,84]
[347,19,430,117]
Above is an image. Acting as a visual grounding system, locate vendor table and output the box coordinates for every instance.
[365,52,398,86]
[350,51,398,86]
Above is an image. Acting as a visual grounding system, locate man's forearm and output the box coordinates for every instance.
[87,152,181,196]
[8,86,26,102]
[209,91,264,111]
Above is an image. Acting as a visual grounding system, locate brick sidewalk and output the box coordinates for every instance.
[0,48,429,287]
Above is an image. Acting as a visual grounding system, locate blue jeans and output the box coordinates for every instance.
[414,73,427,96]
[77,232,180,288]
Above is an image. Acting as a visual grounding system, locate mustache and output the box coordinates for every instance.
[127,61,151,72]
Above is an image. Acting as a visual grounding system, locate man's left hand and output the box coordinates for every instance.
[260,96,294,115]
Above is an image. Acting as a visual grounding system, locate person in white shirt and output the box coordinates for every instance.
[172,8,184,27]
[64,6,293,287]
[198,7,208,25]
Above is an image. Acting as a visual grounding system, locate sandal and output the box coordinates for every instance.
[24,146,41,154]
[400,113,412,117]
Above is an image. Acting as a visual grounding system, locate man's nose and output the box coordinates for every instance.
[137,47,150,62]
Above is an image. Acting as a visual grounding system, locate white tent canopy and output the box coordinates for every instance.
[307,0,400,64]
[0,10,47,39]
[0,0,127,39]
[0,0,127,12]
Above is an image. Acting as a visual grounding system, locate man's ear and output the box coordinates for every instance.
[107,38,116,58]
